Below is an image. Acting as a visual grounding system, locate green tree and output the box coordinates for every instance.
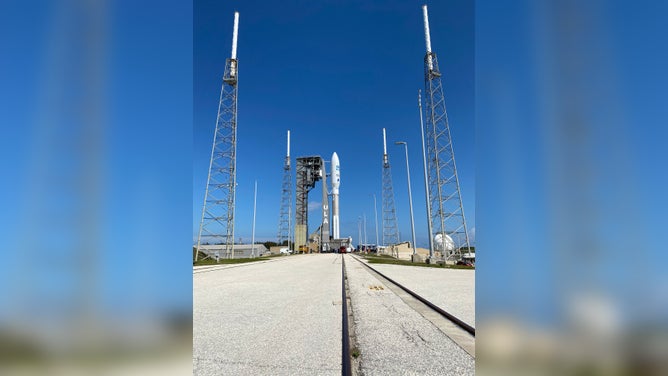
[263,241,278,250]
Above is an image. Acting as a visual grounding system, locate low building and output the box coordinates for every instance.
[382,242,431,260]
[197,244,268,259]
[269,245,286,254]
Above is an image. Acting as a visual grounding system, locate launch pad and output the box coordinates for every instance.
[295,156,329,252]
[295,153,347,252]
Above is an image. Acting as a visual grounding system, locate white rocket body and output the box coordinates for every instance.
[331,152,340,239]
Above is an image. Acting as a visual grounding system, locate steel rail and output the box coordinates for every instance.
[341,255,352,376]
[350,254,475,336]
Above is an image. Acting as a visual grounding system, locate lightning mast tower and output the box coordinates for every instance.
[421,5,471,257]
[195,12,240,261]
[277,130,293,249]
[381,128,400,246]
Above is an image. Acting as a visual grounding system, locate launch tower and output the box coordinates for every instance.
[421,5,471,256]
[277,131,293,249]
[295,156,330,252]
[381,128,400,246]
[195,12,240,261]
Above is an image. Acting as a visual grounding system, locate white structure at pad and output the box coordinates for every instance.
[331,152,341,239]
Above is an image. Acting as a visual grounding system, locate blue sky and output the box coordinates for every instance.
[193,0,474,247]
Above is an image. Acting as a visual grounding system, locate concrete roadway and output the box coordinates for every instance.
[193,253,475,375]
[193,254,342,376]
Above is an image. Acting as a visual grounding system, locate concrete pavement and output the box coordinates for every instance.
[193,254,342,375]
[193,253,475,375]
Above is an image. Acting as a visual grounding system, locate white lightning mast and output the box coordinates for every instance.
[277,130,293,248]
[420,4,472,259]
[196,11,241,261]
[230,11,239,76]
[422,5,433,71]
[381,128,400,247]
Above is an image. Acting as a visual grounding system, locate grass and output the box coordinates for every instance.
[193,254,283,266]
[360,254,474,269]
[351,347,360,359]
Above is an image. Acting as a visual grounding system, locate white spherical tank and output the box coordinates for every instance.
[434,232,455,253]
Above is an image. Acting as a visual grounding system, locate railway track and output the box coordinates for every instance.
[345,253,475,359]
[341,254,353,376]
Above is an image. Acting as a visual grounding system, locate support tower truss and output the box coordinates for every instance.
[295,156,323,249]
[196,57,239,261]
[382,152,400,246]
[277,154,292,247]
[423,52,471,256]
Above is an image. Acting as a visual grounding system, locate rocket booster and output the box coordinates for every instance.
[331,152,340,194]
[331,152,340,239]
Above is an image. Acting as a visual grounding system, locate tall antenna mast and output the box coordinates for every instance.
[277,130,293,248]
[381,128,400,247]
[420,4,471,259]
[196,11,241,261]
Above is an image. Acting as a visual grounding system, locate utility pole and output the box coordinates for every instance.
[396,141,418,259]
[363,213,367,252]
[251,180,257,258]
[358,216,362,251]
[418,90,435,260]
[372,193,379,251]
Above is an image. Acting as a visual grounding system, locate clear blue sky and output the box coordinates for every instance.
[193,0,474,247]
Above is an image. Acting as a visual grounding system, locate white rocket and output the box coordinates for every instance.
[331,152,340,239]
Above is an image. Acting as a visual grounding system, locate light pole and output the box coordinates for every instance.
[418,90,435,259]
[396,141,417,257]
[371,193,379,253]
[251,180,257,258]
[358,216,362,252]
[363,213,367,252]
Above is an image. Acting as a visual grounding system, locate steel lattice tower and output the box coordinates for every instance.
[277,131,292,248]
[381,128,400,246]
[421,5,470,256]
[196,12,240,261]
[294,156,325,250]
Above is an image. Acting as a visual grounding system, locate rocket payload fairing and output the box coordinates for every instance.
[331,152,340,239]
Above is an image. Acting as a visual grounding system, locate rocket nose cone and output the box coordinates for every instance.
[331,152,340,171]
[331,152,340,188]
